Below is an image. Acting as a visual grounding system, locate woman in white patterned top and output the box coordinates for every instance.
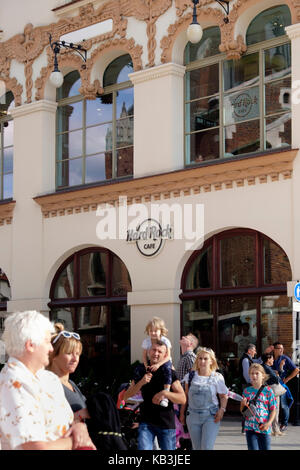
[0,310,96,450]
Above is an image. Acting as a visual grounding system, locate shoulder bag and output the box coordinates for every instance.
[241,385,265,419]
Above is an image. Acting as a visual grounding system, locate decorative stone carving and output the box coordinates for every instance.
[34,149,297,219]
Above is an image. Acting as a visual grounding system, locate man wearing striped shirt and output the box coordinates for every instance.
[176,334,199,383]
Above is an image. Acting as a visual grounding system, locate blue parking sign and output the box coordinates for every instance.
[294,282,300,302]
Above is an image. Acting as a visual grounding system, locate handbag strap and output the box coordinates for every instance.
[252,385,265,404]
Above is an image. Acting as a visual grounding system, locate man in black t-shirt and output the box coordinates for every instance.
[124,340,186,450]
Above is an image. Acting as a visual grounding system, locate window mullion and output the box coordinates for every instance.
[82,99,86,185]
[112,91,117,179]
[219,60,224,159]
[260,47,265,151]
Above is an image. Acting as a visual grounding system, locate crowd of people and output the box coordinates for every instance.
[0,311,298,451]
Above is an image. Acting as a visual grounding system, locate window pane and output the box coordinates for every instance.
[224,119,260,156]
[218,297,257,359]
[184,27,221,63]
[261,296,292,356]
[265,78,291,115]
[110,304,130,371]
[86,124,112,155]
[186,97,219,133]
[57,130,83,159]
[186,128,219,164]
[116,88,134,118]
[3,121,13,147]
[51,307,76,331]
[57,158,83,187]
[116,147,133,177]
[246,5,291,45]
[112,257,132,295]
[103,54,133,86]
[3,173,13,199]
[265,112,291,149]
[78,305,108,329]
[186,64,219,100]
[265,44,291,79]
[182,299,213,349]
[86,97,112,126]
[185,247,212,289]
[224,87,259,125]
[80,252,107,297]
[223,53,259,92]
[57,102,83,132]
[85,153,111,183]
[57,70,81,100]
[220,235,256,287]
[3,148,13,173]
[116,117,134,148]
[0,91,14,115]
[53,262,74,298]
[263,239,291,284]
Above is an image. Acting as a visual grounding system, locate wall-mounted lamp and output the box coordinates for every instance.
[187,0,230,44]
[49,34,87,88]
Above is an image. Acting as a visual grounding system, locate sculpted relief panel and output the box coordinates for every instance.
[0,0,298,105]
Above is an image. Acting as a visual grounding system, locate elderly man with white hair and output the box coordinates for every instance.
[0,310,96,450]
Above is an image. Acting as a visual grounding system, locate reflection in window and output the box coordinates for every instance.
[56,55,133,188]
[80,252,107,297]
[185,27,221,62]
[261,295,292,356]
[185,7,291,165]
[263,239,291,284]
[0,92,14,199]
[53,261,74,298]
[221,236,255,287]
[182,299,213,349]
[246,5,291,45]
[185,247,212,289]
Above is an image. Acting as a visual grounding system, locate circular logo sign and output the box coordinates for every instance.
[127,218,173,257]
[233,92,256,119]
[294,282,300,302]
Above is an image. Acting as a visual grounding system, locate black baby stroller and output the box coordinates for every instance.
[117,383,142,450]
[86,390,128,451]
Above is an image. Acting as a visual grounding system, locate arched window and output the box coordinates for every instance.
[56,54,134,189]
[184,5,291,165]
[49,248,132,383]
[0,91,14,199]
[181,229,292,387]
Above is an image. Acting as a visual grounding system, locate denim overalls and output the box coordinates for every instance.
[186,374,220,450]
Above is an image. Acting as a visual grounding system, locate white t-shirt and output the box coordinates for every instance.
[0,357,74,450]
[183,371,228,406]
[141,335,172,351]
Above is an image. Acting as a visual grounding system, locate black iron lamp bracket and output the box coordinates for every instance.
[215,0,230,23]
[49,34,87,71]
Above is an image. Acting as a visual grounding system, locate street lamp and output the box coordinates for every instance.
[187,0,230,44]
[49,34,87,88]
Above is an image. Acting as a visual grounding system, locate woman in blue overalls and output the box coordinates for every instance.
[179,347,228,450]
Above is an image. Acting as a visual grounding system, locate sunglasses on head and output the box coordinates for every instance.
[52,331,80,344]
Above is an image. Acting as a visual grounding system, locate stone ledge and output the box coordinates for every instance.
[0,201,16,225]
[33,148,298,218]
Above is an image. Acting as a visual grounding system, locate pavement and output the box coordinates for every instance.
[214,416,300,450]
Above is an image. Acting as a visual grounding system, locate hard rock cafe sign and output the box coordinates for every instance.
[127,218,173,257]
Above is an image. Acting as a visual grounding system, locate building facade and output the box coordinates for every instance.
[0,0,300,388]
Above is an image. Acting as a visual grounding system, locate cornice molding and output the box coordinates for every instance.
[129,62,185,85]
[33,149,298,219]
[10,100,58,119]
[285,23,300,40]
[0,201,16,225]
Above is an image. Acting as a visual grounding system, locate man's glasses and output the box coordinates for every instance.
[52,331,80,344]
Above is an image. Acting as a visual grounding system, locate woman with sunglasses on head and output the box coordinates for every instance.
[179,347,228,450]
[48,323,90,423]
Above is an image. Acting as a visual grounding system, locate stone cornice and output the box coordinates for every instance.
[129,62,186,85]
[285,23,300,40]
[0,201,16,225]
[10,100,58,119]
[33,149,298,219]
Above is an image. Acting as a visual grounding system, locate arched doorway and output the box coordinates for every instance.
[180,229,292,389]
[49,247,132,386]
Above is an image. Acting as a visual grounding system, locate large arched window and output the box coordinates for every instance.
[181,229,292,386]
[49,248,132,383]
[184,5,291,165]
[56,54,133,189]
[0,91,14,199]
